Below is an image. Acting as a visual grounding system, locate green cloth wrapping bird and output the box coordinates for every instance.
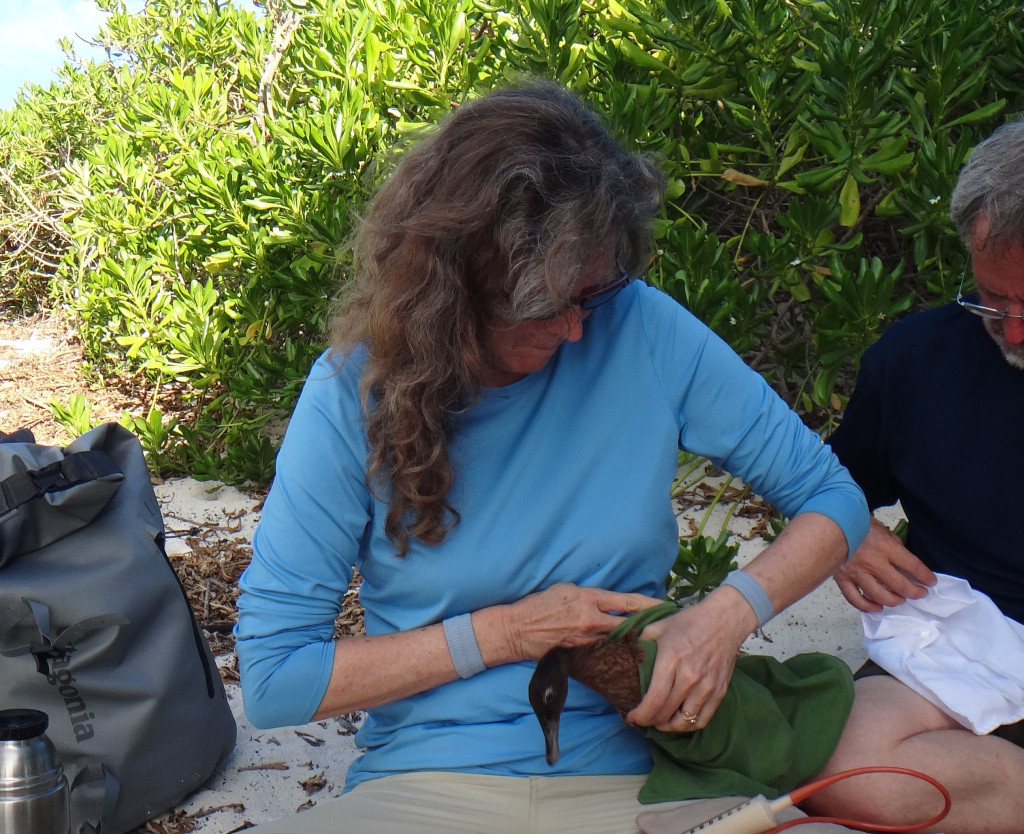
[528,601,854,803]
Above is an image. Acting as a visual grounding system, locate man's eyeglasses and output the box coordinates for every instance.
[956,263,1024,321]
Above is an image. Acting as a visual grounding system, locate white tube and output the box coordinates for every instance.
[679,795,779,834]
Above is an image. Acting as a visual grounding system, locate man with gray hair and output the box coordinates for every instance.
[805,122,1024,831]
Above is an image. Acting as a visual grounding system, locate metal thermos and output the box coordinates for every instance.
[0,709,71,834]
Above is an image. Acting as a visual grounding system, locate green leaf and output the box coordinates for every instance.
[943,99,1006,128]
[243,199,287,211]
[839,174,860,227]
[777,142,808,178]
[862,153,914,175]
[616,38,674,75]
[792,56,820,73]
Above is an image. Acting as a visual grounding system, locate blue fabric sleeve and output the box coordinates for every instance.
[636,285,869,556]
[235,350,373,728]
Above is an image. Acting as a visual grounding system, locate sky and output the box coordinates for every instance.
[0,1,117,110]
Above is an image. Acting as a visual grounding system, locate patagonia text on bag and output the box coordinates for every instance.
[0,423,236,834]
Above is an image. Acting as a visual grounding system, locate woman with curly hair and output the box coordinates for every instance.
[236,80,868,833]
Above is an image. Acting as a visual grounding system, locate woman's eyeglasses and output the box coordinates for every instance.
[572,271,635,311]
[515,269,636,323]
[956,264,1024,321]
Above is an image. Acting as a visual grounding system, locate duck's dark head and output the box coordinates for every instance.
[529,635,648,766]
[528,647,570,765]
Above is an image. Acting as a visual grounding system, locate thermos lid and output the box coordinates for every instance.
[0,709,49,741]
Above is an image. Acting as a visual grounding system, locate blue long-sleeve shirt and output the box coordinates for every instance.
[235,280,868,791]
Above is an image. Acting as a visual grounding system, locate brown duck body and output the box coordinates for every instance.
[561,632,646,714]
[528,632,647,764]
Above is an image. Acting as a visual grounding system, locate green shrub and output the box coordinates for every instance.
[2,0,1022,483]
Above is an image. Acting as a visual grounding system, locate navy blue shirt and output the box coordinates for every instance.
[829,302,1024,623]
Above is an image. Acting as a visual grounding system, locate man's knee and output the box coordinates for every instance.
[847,676,962,742]
[814,676,961,785]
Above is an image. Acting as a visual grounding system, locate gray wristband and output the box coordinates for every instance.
[442,613,487,679]
[721,571,774,627]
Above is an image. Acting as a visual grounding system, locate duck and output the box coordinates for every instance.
[528,607,859,807]
[528,629,648,765]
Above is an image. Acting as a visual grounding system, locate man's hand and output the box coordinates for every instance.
[833,517,936,612]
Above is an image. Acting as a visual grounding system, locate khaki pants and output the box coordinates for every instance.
[246,772,856,834]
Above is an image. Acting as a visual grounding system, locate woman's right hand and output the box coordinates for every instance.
[487,582,662,664]
[312,583,658,719]
[833,517,936,612]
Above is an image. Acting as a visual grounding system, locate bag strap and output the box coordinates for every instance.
[0,428,36,444]
[72,763,120,834]
[1,598,129,676]
[0,451,121,519]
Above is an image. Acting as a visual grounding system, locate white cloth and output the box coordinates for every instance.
[862,573,1024,734]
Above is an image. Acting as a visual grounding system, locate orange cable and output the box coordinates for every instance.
[767,766,952,833]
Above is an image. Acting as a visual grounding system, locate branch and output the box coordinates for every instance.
[254,8,302,139]
[0,166,72,243]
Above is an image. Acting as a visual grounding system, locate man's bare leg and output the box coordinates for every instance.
[803,676,1024,833]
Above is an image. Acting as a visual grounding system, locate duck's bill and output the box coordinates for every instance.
[543,718,561,765]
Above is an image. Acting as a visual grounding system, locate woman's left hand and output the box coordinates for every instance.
[625,586,755,732]
[626,512,850,733]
